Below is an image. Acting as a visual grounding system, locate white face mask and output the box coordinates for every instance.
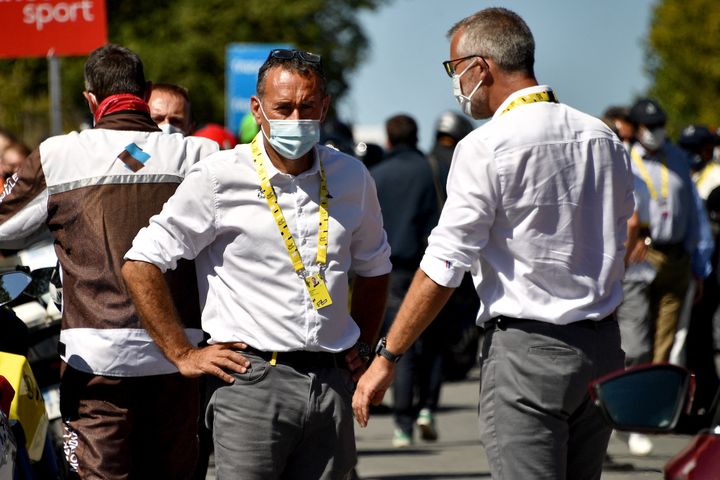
[452,59,483,117]
[260,104,320,160]
[638,126,666,152]
[159,123,185,135]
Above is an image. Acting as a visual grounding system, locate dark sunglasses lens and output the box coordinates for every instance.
[269,49,321,64]
[270,49,294,60]
[300,52,321,63]
[443,61,454,77]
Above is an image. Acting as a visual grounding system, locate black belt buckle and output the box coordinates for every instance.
[485,316,509,331]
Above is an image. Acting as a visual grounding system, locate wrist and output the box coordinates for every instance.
[374,336,403,364]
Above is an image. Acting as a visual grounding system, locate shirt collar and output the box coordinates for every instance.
[255,132,321,180]
[493,85,555,120]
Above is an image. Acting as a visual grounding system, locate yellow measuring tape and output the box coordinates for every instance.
[630,146,668,201]
[251,137,332,309]
[501,90,558,115]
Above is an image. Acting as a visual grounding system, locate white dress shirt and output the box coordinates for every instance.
[420,85,635,325]
[125,136,391,352]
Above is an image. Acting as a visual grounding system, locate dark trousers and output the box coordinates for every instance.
[385,267,448,434]
[60,365,199,479]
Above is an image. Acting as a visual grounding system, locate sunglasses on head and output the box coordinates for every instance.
[268,49,322,64]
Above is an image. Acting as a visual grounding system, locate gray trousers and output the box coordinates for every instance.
[205,352,357,480]
[616,279,653,366]
[479,318,624,480]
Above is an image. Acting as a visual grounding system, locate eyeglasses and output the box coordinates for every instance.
[268,49,322,64]
[442,54,482,77]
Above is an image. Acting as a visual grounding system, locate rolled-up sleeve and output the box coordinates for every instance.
[421,138,498,288]
[125,163,217,272]
[349,169,392,277]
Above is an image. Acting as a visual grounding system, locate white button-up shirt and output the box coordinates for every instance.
[125,136,391,351]
[420,86,635,325]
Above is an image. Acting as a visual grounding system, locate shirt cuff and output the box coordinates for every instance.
[419,254,465,288]
[124,246,172,273]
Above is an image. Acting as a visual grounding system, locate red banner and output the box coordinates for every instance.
[0,0,107,58]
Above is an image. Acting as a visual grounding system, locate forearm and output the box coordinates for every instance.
[121,259,193,364]
[350,273,390,345]
[385,269,455,355]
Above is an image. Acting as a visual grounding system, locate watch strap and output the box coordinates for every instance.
[375,337,403,363]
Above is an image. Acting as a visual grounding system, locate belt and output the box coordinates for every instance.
[485,313,616,331]
[243,346,347,370]
[651,242,686,256]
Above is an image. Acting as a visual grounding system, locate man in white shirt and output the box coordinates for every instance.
[122,49,391,479]
[353,8,634,480]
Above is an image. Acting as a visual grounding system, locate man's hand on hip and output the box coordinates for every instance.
[176,342,250,383]
[352,357,396,427]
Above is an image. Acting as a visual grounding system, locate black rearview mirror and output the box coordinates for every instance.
[589,364,694,433]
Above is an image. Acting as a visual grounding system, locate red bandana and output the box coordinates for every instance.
[94,94,150,124]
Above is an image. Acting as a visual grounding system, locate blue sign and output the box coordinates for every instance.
[225,43,291,139]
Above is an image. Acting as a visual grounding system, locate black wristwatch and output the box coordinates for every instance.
[355,341,371,364]
[375,337,403,363]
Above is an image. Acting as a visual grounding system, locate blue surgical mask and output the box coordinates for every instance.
[452,59,482,117]
[260,105,320,160]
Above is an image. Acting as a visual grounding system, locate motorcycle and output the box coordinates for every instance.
[0,270,63,479]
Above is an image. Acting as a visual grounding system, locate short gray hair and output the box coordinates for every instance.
[448,7,535,76]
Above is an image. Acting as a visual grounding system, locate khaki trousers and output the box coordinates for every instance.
[646,246,691,363]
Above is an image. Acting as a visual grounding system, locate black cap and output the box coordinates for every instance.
[629,98,667,128]
[678,125,720,153]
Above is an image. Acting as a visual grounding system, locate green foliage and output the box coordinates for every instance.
[0,0,386,148]
[646,0,720,137]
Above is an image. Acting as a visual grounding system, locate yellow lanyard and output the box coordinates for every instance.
[501,90,558,115]
[696,163,716,191]
[251,137,332,309]
[631,146,668,201]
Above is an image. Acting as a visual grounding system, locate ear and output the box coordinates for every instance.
[477,57,493,86]
[83,91,99,114]
[250,96,263,125]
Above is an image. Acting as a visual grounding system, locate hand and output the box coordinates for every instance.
[175,342,250,383]
[344,346,368,382]
[627,238,649,264]
[352,357,396,428]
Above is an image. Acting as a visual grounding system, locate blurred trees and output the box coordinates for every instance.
[646,0,720,137]
[0,0,386,147]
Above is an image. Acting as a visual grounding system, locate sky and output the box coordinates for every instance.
[337,0,658,151]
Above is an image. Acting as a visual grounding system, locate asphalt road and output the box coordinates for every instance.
[353,368,691,480]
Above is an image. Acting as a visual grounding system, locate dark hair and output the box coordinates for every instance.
[256,54,326,99]
[448,7,535,76]
[151,83,190,104]
[386,114,418,148]
[84,44,146,102]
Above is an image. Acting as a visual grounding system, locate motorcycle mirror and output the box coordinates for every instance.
[22,266,56,299]
[589,363,694,433]
[0,271,32,306]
